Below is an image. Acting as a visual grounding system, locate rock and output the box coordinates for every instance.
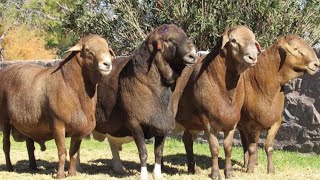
[299,141,314,153]
[313,142,320,154]
[276,122,302,142]
[283,144,300,152]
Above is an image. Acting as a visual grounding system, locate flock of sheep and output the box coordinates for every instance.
[0,24,318,180]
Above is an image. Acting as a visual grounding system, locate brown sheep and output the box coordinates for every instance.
[0,35,115,178]
[94,24,198,180]
[175,25,261,179]
[238,34,320,174]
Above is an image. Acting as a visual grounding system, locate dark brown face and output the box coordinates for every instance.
[149,24,198,67]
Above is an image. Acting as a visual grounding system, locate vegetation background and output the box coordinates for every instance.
[0,0,319,59]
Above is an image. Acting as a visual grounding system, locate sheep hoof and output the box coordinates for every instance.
[267,167,275,174]
[140,167,149,180]
[55,173,65,179]
[6,165,13,172]
[153,173,162,180]
[68,170,77,177]
[225,171,234,179]
[114,166,126,174]
[29,164,38,171]
[211,170,221,180]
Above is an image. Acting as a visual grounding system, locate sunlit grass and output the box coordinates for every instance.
[0,133,319,179]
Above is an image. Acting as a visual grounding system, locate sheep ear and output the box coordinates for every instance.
[66,43,82,52]
[221,33,229,49]
[255,41,262,53]
[155,39,162,50]
[280,42,295,55]
[109,48,116,59]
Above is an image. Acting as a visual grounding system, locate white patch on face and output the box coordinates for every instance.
[99,53,112,75]
[153,163,162,179]
[242,44,259,66]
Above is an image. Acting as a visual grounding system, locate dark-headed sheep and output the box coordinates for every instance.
[0,35,115,178]
[175,26,261,179]
[94,24,197,180]
[238,34,320,174]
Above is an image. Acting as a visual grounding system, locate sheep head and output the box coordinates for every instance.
[221,25,261,73]
[277,34,319,76]
[146,24,198,85]
[67,35,115,76]
[147,24,198,67]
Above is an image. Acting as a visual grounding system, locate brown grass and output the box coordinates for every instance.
[0,136,319,180]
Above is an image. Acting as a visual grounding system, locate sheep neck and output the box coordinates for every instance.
[206,51,243,104]
[57,53,98,99]
[246,44,295,100]
[131,42,176,89]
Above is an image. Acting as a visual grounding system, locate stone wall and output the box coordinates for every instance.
[1,59,320,154]
[0,59,61,69]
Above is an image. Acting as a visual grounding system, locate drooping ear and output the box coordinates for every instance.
[109,48,116,59]
[279,41,295,55]
[154,39,162,50]
[255,41,262,53]
[221,32,230,49]
[66,43,82,52]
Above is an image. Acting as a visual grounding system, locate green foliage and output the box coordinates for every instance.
[62,0,320,55]
[1,0,319,57]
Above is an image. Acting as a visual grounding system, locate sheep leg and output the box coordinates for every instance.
[203,121,220,180]
[255,143,259,166]
[265,120,281,174]
[223,128,235,178]
[153,136,165,180]
[2,124,13,171]
[239,127,249,168]
[26,138,38,170]
[75,148,82,171]
[182,129,195,174]
[53,125,66,179]
[68,136,82,176]
[246,129,260,173]
[109,140,126,174]
[131,125,148,180]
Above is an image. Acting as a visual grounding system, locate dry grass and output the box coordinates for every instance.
[2,24,57,61]
[0,135,319,180]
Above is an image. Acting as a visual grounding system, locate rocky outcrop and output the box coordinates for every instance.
[0,59,61,69]
[280,72,320,154]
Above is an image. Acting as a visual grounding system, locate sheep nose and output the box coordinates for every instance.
[248,55,257,63]
[189,52,198,62]
[103,62,112,70]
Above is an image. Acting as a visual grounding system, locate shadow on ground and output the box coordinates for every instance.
[0,153,244,177]
[163,153,245,173]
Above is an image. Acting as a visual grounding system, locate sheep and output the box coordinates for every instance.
[237,34,320,174]
[94,24,198,180]
[175,25,261,179]
[0,35,115,178]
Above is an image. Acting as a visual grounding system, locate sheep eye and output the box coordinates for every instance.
[85,48,94,56]
[230,38,237,43]
[168,39,177,46]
